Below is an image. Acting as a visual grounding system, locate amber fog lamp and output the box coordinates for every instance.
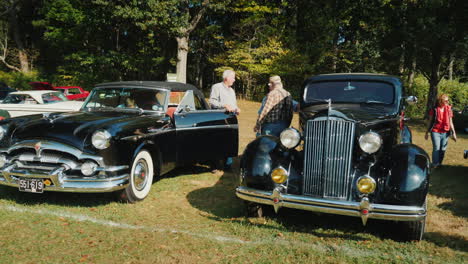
[357,176,376,194]
[43,179,52,186]
[359,132,382,154]
[271,167,288,184]
[280,128,301,149]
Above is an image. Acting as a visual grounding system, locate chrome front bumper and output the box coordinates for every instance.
[0,169,129,193]
[236,186,426,224]
[0,140,130,193]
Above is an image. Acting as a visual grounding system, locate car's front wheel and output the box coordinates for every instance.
[119,150,154,203]
[402,199,427,241]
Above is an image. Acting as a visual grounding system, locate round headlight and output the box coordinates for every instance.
[357,176,376,194]
[271,167,288,184]
[81,161,98,176]
[0,125,6,140]
[359,132,382,154]
[91,130,111,150]
[280,128,301,149]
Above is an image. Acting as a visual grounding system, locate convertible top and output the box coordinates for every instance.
[95,81,204,99]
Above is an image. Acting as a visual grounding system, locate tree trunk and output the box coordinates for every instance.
[176,35,189,83]
[448,55,454,80]
[424,61,441,119]
[398,44,405,75]
[407,56,416,89]
[9,5,30,73]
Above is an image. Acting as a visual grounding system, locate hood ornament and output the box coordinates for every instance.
[34,142,42,158]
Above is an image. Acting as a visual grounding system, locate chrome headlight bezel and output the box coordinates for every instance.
[359,132,382,154]
[91,130,112,150]
[280,128,301,149]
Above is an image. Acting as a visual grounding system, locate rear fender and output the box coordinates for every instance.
[385,143,430,206]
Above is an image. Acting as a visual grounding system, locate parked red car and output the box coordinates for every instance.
[29,82,89,101]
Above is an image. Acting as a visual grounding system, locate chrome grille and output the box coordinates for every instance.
[303,118,355,199]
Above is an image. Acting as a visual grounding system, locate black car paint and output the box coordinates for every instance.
[0,81,238,196]
[240,74,430,209]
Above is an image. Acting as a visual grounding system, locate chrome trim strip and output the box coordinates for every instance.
[236,186,426,222]
[176,124,239,131]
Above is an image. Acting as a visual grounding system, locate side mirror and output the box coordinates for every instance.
[184,105,191,112]
[464,150,468,159]
[406,96,418,105]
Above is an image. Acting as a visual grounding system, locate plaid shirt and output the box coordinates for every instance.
[255,88,293,129]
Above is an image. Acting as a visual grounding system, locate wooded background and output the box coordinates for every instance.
[1,0,467,116]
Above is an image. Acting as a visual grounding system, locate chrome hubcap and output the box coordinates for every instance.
[133,159,148,191]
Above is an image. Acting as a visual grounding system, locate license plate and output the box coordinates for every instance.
[18,178,44,193]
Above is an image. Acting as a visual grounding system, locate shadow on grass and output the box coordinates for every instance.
[424,231,468,253]
[429,165,468,218]
[186,158,409,241]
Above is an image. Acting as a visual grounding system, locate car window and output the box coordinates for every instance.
[55,89,66,94]
[68,88,81,95]
[42,92,67,104]
[305,81,395,105]
[175,90,196,112]
[3,94,37,104]
[84,87,169,112]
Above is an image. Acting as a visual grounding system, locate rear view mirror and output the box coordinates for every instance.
[406,96,418,105]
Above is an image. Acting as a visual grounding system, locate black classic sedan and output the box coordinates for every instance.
[0,81,238,202]
[236,73,430,241]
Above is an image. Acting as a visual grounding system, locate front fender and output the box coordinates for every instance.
[384,143,430,206]
[240,136,296,191]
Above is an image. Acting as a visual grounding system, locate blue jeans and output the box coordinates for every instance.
[430,132,449,166]
[261,121,289,137]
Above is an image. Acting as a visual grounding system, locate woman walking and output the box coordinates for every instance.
[425,94,457,168]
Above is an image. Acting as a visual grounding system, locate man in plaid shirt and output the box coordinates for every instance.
[254,76,293,136]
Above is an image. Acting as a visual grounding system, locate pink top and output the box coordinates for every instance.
[429,105,453,133]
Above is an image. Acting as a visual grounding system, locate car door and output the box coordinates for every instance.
[173,90,238,163]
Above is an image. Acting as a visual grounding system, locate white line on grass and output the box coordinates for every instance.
[0,203,391,258]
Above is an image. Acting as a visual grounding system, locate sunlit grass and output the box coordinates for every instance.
[0,100,466,263]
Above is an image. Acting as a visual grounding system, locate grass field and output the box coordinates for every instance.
[0,100,467,263]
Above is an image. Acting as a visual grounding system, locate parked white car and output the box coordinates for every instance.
[0,90,83,117]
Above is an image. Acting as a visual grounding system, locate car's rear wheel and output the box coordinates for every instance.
[119,150,154,203]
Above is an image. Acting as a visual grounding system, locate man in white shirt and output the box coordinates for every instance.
[209,70,241,114]
[209,70,240,172]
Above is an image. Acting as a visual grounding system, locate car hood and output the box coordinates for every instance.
[302,103,398,124]
[9,111,166,150]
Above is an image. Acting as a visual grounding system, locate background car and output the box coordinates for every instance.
[236,73,430,241]
[29,81,89,101]
[0,90,83,117]
[0,81,16,102]
[453,106,468,133]
[0,81,238,203]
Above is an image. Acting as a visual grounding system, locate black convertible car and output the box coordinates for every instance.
[236,73,430,241]
[0,81,238,202]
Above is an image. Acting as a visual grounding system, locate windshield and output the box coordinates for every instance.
[304,81,395,105]
[83,87,169,112]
